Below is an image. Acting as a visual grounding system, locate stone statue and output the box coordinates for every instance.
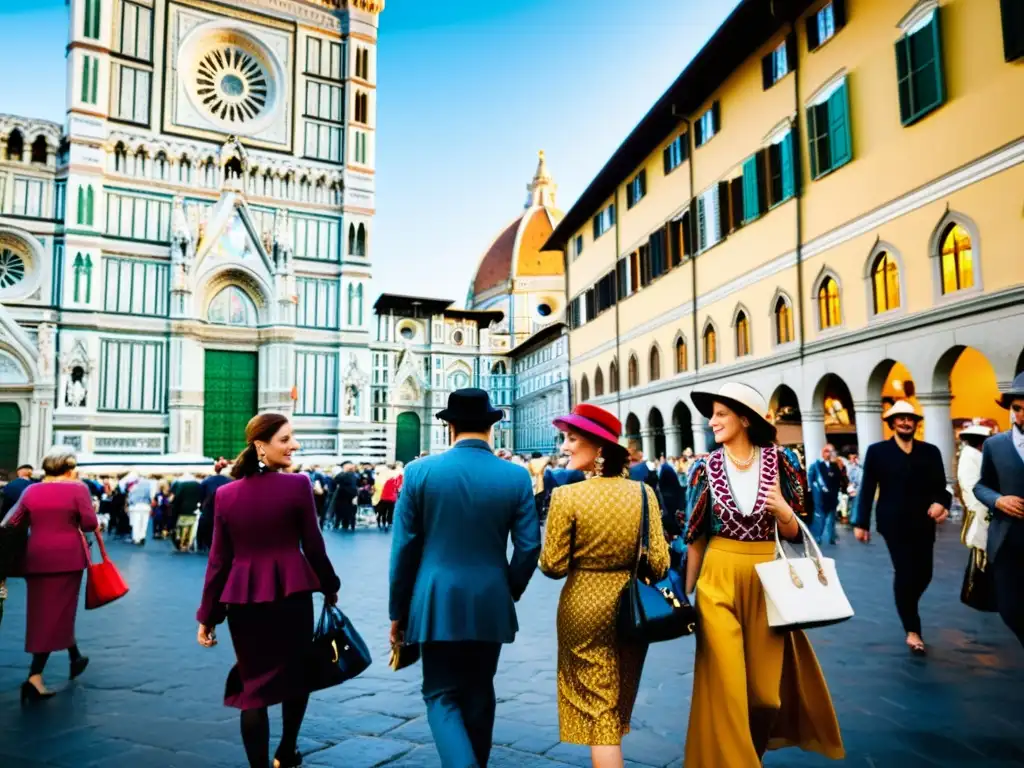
[36,323,55,381]
[65,366,87,408]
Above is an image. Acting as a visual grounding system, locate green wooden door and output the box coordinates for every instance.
[395,412,421,464]
[203,351,258,461]
[0,404,21,480]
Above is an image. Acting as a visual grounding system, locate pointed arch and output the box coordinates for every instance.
[627,353,640,389]
[864,241,904,316]
[609,358,620,393]
[6,129,23,160]
[593,366,604,397]
[347,283,355,325]
[355,284,364,325]
[355,223,367,257]
[811,265,843,330]
[580,373,590,403]
[649,343,662,382]
[348,223,356,256]
[30,135,48,164]
[207,285,257,327]
[731,303,752,357]
[929,210,982,298]
[702,318,718,365]
[673,331,688,373]
[770,288,795,345]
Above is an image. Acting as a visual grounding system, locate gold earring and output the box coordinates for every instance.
[594,450,605,476]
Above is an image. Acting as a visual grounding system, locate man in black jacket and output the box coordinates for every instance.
[1,465,35,517]
[853,400,951,656]
[329,461,360,531]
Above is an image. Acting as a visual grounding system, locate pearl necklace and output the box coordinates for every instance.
[724,444,757,471]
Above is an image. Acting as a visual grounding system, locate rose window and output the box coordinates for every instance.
[195,47,269,124]
[0,248,26,289]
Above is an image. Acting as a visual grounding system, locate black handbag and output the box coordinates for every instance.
[307,603,372,692]
[0,507,28,582]
[960,550,998,613]
[617,484,697,643]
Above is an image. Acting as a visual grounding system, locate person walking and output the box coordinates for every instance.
[196,414,340,768]
[958,425,992,554]
[683,383,843,766]
[198,461,232,552]
[377,464,402,530]
[125,473,155,546]
[389,388,540,768]
[657,455,683,538]
[807,444,843,546]
[852,400,951,656]
[843,451,863,524]
[328,461,360,531]
[5,446,97,702]
[540,404,669,768]
[1,464,36,516]
[974,373,1024,646]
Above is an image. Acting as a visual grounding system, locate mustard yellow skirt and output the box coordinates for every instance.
[685,537,845,767]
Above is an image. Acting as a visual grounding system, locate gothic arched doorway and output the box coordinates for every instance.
[0,403,20,479]
[395,411,422,464]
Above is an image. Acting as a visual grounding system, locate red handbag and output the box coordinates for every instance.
[80,529,129,610]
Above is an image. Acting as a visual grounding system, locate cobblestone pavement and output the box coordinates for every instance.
[1,522,1022,767]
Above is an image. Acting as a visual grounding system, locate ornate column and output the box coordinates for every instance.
[665,425,683,457]
[853,399,884,457]
[691,421,708,455]
[802,411,826,469]
[919,391,955,482]
[641,428,657,462]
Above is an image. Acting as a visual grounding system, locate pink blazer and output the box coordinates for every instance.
[8,481,98,575]
[196,472,340,626]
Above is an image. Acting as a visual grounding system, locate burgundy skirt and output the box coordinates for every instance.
[224,592,314,710]
[25,571,84,654]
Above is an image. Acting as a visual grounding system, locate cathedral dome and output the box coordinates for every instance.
[468,152,564,305]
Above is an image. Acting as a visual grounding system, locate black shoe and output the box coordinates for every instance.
[273,748,302,768]
[70,656,90,680]
[21,681,56,704]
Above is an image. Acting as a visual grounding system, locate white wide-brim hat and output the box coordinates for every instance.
[691,382,775,435]
[882,399,923,421]
[959,424,992,438]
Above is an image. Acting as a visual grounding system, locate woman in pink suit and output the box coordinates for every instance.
[8,446,97,703]
[197,413,340,768]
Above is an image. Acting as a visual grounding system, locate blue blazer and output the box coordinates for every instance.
[807,459,842,513]
[388,439,541,644]
[974,431,1024,565]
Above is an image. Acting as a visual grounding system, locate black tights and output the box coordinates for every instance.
[29,645,81,677]
[239,695,309,768]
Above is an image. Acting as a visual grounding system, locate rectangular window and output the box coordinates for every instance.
[729,176,744,233]
[304,121,343,163]
[696,185,724,251]
[625,170,646,209]
[11,178,45,218]
[105,192,171,242]
[807,78,852,179]
[1002,0,1024,61]
[304,82,343,123]
[112,64,150,124]
[693,101,720,147]
[55,181,66,221]
[741,152,766,224]
[103,257,169,316]
[662,134,688,174]
[98,339,166,413]
[118,1,153,61]
[353,131,367,164]
[306,38,322,75]
[591,203,615,239]
[294,351,339,416]
[895,8,946,126]
[649,227,668,280]
[762,34,796,89]
[595,271,616,314]
[806,0,845,51]
[81,55,99,105]
[296,277,340,328]
[291,214,340,261]
[305,39,343,80]
[83,0,101,39]
[572,234,584,260]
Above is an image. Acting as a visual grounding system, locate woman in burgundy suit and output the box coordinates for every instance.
[7,446,97,703]
[197,413,340,768]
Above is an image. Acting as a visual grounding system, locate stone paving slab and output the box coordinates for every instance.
[0,524,1022,766]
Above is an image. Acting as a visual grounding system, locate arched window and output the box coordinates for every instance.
[939,223,974,294]
[703,323,717,365]
[774,295,794,344]
[348,224,357,256]
[817,275,841,329]
[355,91,368,123]
[113,142,127,172]
[735,310,751,357]
[627,354,639,388]
[649,346,661,382]
[491,361,506,376]
[6,130,24,161]
[207,286,256,326]
[355,224,367,256]
[281,175,292,198]
[871,251,901,313]
[609,360,619,393]
[299,177,311,202]
[135,148,147,177]
[30,136,48,164]
[202,159,216,188]
[675,337,687,373]
[179,156,192,184]
[155,152,168,181]
[594,367,604,396]
[580,374,590,402]
[262,171,273,196]
[314,179,325,203]
[224,157,243,180]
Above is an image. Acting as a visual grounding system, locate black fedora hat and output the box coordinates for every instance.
[436,388,504,426]
[997,372,1024,409]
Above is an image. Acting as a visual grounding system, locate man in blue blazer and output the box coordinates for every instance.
[974,373,1024,647]
[807,444,844,546]
[389,389,540,768]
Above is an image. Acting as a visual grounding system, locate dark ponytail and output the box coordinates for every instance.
[231,412,290,479]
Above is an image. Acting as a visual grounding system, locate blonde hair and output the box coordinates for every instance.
[41,445,78,477]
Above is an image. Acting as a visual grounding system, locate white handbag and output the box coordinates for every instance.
[754,515,854,630]
[964,510,989,552]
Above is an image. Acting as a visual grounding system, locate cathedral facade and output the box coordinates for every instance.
[0,0,382,474]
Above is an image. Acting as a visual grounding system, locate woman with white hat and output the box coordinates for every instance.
[682,382,843,766]
[958,424,993,556]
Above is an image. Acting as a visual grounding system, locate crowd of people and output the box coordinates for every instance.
[1,372,1022,768]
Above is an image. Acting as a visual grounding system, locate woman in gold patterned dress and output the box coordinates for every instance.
[540,404,669,768]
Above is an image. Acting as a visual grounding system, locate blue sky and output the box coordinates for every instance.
[0,0,738,305]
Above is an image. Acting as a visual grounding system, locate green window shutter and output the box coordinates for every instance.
[86,186,94,225]
[827,82,852,169]
[73,253,83,302]
[806,106,819,179]
[1002,0,1024,61]
[84,255,93,303]
[90,57,99,103]
[92,0,101,38]
[780,131,795,201]
[742,155,760,223]
[76,186,85,224]
[81,57,90,102]
[895,35,912,123]
[923,9,946,113]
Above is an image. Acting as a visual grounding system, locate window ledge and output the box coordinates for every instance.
[935,285,983,305]
[811,155,851,182]
[772,339,798,351]
[901,99,945,127]
[868,306,906,323]
[815,324,846,338]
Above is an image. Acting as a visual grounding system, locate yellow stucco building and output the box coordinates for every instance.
[545,0,1024,477]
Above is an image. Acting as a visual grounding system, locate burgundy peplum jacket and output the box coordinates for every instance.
[196,472,340,627]
[8,481,98,575]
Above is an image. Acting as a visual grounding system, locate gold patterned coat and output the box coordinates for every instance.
[539,477,669,746]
